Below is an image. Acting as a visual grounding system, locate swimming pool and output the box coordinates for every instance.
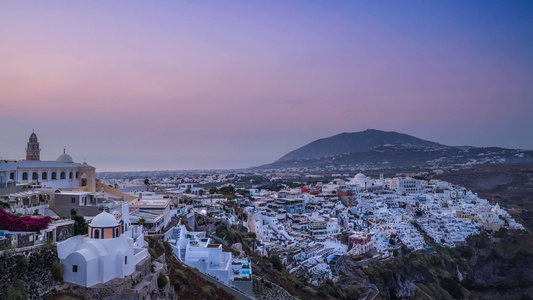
[241,270,250,276]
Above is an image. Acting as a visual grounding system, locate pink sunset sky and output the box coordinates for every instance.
[1,1,532,171]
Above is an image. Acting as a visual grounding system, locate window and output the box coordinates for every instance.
[71,197,75,204]
[94,230,100,239]
[69,172,72,179]
[116,228,119,237]
[76,172,79,179]
[42,172,47,180]
[32,172,38,181]
[22,172,28,181]
[125,256,128,264]
[10,172,14,180]
[60,172,66,180]
[72,265,78,272]
[51,172,57,180]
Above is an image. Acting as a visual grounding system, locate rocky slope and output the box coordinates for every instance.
[336,233,533,299]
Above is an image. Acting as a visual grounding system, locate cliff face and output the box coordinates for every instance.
[337,234,533,299]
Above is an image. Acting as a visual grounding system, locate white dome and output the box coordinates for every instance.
[348,173,367,186]
[56,151,74,163]
[90,211,119,227]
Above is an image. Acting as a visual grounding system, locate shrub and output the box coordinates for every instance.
[302,286,316,295]
[269,254,283,272]
[173,281,181,292]
[163,241,172,253]
[51,261,65,281]
[440,277,463,299]
[174,269,186,281]
[345,286,362,299]
[19,256,29,267]
[201,286,215,299]
[0,280,28,300]
[148,248,157,260]
[157,272,168,289]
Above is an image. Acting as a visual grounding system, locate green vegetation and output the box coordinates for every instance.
[157,272,168,289]
[201,286,216,299]
[71,214,88,236]
[51,261,65,281]
[269,255,283,272]
[219,185,235,195]
[440,277,463,299]
[315,279,363,300]
[215,228,256,255]
[0,280,28,300]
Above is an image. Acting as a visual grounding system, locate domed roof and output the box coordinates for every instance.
[56,149,74,163]
[354,173,366,179]
[348,172,367,186]
[90,211,119,228]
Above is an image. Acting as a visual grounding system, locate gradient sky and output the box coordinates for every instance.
[1,1,532,171]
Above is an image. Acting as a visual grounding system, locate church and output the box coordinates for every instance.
[0,132,96,191]
[57,206,149,287]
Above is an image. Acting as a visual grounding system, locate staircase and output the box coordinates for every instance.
[329,255,341,276]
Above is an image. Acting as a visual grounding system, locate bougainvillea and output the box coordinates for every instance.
[0,208,53,232]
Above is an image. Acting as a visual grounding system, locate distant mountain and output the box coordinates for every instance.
[276,129,445,162]
[254,129,533,170]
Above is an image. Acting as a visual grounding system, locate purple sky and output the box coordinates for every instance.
[1,1,532,171]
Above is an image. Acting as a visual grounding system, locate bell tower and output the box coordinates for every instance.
[26,131,41,161]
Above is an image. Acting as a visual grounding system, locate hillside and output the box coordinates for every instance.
[256,129,533,170]
[276,129,445,162]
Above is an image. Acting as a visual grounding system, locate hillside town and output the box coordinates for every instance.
[0,133,528,299]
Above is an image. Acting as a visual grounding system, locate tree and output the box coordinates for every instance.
[269,254,283,272]
[185,188,191,194]
[144,178,149,186]
[219,185,235,195]
[138,218,146,226]
[198,189,204,197]
[71,214,88,236]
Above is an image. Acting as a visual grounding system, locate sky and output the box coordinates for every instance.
[1,1,532,171]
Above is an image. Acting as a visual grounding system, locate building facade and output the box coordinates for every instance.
[0,132,96,191]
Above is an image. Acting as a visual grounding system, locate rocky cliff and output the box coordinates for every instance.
[337,233,533,299]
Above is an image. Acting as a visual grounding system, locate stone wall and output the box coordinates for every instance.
[0,245,59,299]
[57,255,176,300]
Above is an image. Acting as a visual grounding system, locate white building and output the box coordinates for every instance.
[0,133,96,191]
[167,223,254,296]
[57,209,148,287]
